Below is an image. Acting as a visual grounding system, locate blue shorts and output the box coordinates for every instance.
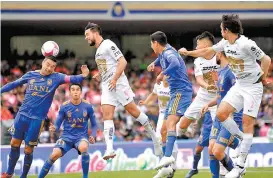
[9,113,44,146]
[197,112,212,147]
[164,90,192,119]
[210,117,242,149]
[55,137,89,155]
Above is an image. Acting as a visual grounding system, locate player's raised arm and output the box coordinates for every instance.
[0,72,30,94]
[59,65,90,84]
[53,106,65,132]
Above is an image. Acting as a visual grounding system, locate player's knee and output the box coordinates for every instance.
[212,147,224,160]
[103,111,114,120]
[208,144,214,155]
[10,139,21,147]
[195,145,203,154]
[50,149,62,161]
[24,146,34,154]
[79,145,88,153]
[216,109,228,122]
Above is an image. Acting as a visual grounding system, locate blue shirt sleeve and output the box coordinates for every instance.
[162,54,181,76]
[57,73,85,85]
[228,70,236,86]
[55,105,65,132]
[88,105,97,137]
[1,72,30,94]
[154,57,161,66]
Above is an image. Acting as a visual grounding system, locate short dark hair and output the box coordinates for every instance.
[45,56,57,62]
[69,83,82,91]
[196,31,215,44]
[221,14,243,34]
[150,31,168,46]
[85,22,102,35]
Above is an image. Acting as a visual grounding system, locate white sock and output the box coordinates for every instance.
[221,117,244,140]
[171,142,178,170]
[104,120,115,151]
[136,112,157,141]
[238,133,253,167]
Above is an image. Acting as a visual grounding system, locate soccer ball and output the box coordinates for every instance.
[41,41,59,57]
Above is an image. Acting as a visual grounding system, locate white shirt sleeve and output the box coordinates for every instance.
[194,58,203,77]
[245,40,265,61]
[152,84,158,94]
[212,38,226,52]
[107,40,124,61]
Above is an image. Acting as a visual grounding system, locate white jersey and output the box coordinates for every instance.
[212,35,265,85]
[194,55,219,98]
[95,39,129,85]
[153,83,170,113]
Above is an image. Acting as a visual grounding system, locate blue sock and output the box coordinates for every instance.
[7,146,20,175]
[229,137,239,149]
[38,159,55,178]
[162,142,166,155]
[192,153,201,170]
[81,152,90,178]
[210,154,219,178]
[220,154,234,171]
[165,131,176,157]
[20,153,33,178]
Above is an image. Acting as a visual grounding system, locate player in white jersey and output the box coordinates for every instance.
[179,14,271,178]
[139,76,178,178]
[84,22,163,160]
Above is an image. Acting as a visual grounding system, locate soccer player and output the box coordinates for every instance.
[1,56,89,178]
[139,76,178,178]
[201,52,242,178]
[84,22,162,160]
[179,14,271,177]
[38,83,97,178]
[147,31,193,175]
[181,31,219,178]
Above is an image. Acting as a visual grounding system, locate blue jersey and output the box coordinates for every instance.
[217,65,242,122]
[55,99,97,142]
[155,44,192,93]
[1,71,84,120]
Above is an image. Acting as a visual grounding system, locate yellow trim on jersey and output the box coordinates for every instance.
[171,93,181,115]
[82,99,90,104]
[62,100,70,106]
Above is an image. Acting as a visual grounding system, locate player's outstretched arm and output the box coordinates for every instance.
[59,65,90,84]
[260,55,271,81]
[147,58,161,72]
[0,73,29,94]
[200,96,218,115]
[139,93,158,106]
[179,47,215,59]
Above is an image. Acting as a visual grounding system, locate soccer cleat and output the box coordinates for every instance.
[103,150,116,160]
[220,162,229,176]
[225,165,246,178]
[153,136,163,157]
[167,168,176,178]
[153,166,173,178]
[185,169,199,178]
[1,173,13,178]
[155,156,175,170]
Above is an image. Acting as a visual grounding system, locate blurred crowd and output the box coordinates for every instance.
[1,52,273,145]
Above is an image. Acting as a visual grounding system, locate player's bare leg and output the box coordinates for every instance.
[102,104,116,160]
[217,102,243,140]
[2,138,22,178]
[225,114,253,178]
[78,141,90,178]
[125,101,163,156]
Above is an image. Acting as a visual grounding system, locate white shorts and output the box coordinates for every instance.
[222,82,263,118]
[156,112,165,135]
[184,94,217,120]
[101,83,135,107]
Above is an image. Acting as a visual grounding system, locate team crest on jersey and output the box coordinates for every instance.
[8,125,15,135]
[47,79,52,86]
[76,108,79,112]
[30,79,35,84]
[67,111,72,118]
[40,78,45,81]
[83,110,87,117]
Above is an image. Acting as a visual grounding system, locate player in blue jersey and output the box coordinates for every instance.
[148,31,193,177]
[38,84,97,178]
[1,56,89,178]
[201,52,242,178]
